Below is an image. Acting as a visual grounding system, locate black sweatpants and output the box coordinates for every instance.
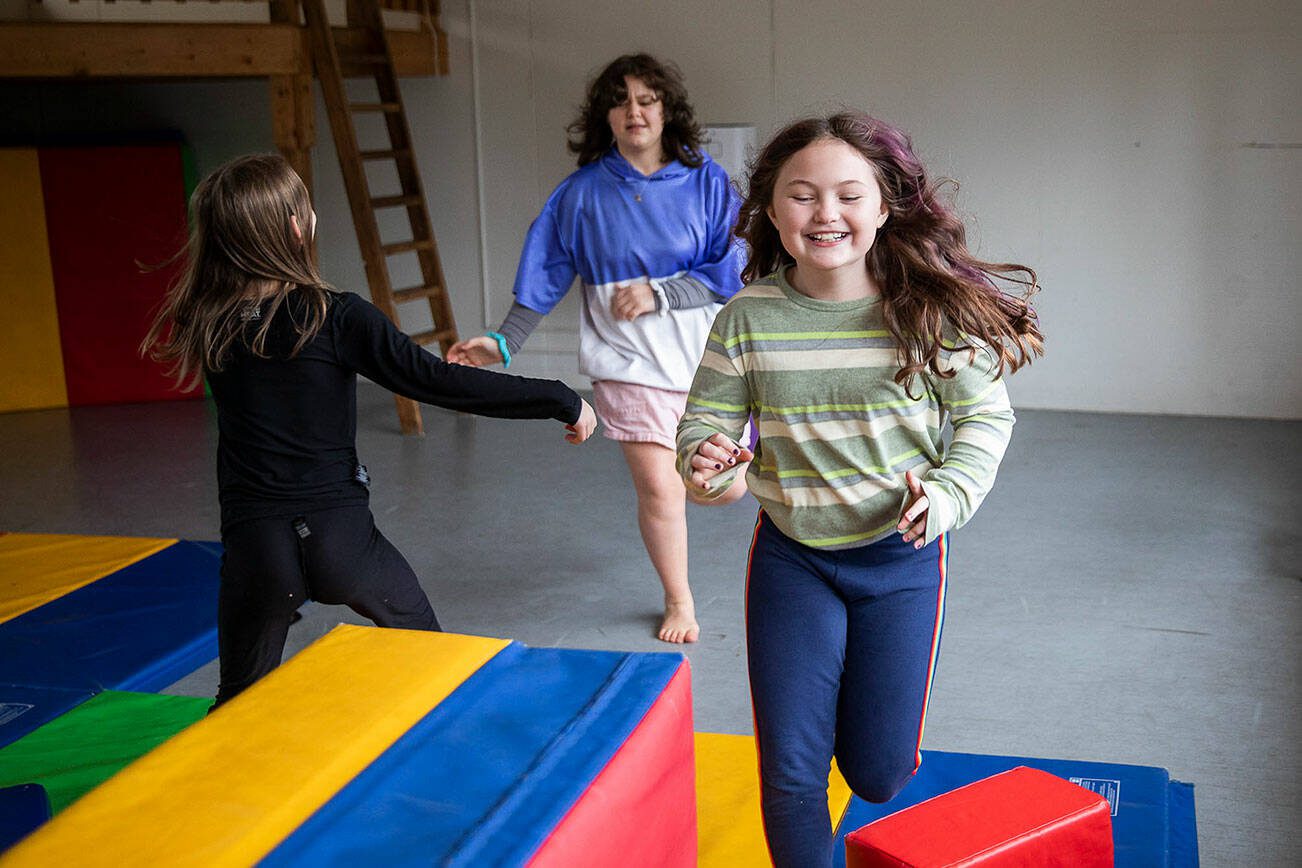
[213,504,440,707]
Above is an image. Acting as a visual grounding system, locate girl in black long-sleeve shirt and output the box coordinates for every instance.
[143,154,595,707]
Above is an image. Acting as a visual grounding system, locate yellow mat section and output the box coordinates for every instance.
[696,731,853,867]
[2,624,510,867]
[0,149,67,413]
[0,533,177,625]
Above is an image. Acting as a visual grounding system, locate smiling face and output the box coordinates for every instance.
[766,138,889,298]
[606,75,665,159]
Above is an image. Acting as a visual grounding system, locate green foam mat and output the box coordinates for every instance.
[0,690,209,814]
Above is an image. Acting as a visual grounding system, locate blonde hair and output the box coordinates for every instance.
[141,154,332,390]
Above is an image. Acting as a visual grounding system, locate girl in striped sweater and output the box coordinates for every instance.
[676,113,1043,867]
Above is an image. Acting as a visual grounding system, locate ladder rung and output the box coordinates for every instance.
[370,194,421,209]
[392,284,445,304]
[350,102,402,113]
[381,239,436,256]
[410,328,457,347]
[360,148,410,162]
[339,52,387,65]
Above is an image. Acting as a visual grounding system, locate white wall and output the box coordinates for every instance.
[4,0,1298,418]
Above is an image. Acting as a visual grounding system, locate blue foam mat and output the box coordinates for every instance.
[0,541,220,694]
[831,750,1198,867]
[263,644,684,868]
[0,784,50,851]
[0,685,96,751]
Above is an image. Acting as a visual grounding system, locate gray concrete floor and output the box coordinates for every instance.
[0,386,1297,865]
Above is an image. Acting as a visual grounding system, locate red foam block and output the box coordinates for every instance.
[528,661,696,868]
[845,765,1113,867]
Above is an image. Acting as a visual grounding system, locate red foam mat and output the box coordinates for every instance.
[528,662,697,868]
[39,145,199,406]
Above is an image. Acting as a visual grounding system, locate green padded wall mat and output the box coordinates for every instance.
[0,690,209,814]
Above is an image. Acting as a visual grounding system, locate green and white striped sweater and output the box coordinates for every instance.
[676,267,1015,550]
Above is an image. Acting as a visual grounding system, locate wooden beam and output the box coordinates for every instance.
[267,0,313,194]
[0,22,440,79]
[269,73,315,192]
[0,23,305,78]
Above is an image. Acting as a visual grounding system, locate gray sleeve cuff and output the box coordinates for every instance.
[653,275,724,311]
[496,302,545,356]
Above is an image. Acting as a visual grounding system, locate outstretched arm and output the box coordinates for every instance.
[335,293,591,439]
[446,303,544,367]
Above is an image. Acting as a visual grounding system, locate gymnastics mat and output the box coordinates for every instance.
[3,625,697,867]
[0,150,65,414]
[0,533,175,625]
[831,750,1199,868]
[39,145,198,407]
[0,686,96,756]
[0,534,220,748]
[0,785,49,853]
[695,731,852,868]
[0,691,210,816]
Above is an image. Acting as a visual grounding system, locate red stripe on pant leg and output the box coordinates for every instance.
[912,533,948,768]
[527,661,696,868]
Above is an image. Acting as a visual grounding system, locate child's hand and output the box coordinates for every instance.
[688,433,754,491]
[611,283,656,321]
[446,336,503,367]
[898,469,930,548]
[565,399,597,444]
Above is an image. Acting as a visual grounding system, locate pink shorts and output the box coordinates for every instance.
[591,380,688,450]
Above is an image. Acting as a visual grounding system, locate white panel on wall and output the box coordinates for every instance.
[702,124,757,193]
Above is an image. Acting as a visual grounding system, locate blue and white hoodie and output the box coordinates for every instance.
[512,148,744,391]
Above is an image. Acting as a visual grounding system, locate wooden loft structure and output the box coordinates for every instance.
[0,0,461,435]
[0,0,446,200]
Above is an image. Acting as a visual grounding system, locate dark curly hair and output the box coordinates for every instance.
[566,54,704,168]
[737,112,1043,391]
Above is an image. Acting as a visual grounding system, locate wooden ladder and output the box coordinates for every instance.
[299,0,458,435]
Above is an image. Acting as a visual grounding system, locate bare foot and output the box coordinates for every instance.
[658,599,700,644]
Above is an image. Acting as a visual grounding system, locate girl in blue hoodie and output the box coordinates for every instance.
[448,54,744,643]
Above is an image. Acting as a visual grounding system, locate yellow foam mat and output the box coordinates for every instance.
[2,624,510,867]
[696,731,853,867]
[0,149,67,413]
[0,533,177,625]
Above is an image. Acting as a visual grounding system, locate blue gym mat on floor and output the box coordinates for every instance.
[0,540,220,744]
[831,749,1198,867]
[0,784,50,852]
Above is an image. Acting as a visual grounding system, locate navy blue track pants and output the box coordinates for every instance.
[746,512,948,867]
[214,505,440,707]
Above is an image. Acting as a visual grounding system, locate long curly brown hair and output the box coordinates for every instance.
[737,112,1043,391]
[566,53,705,168]
[141,154,332,390]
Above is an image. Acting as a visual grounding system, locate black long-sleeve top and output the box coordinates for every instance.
[207,290,581,531]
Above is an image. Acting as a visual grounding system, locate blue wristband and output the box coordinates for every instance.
[485,331,511,368]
